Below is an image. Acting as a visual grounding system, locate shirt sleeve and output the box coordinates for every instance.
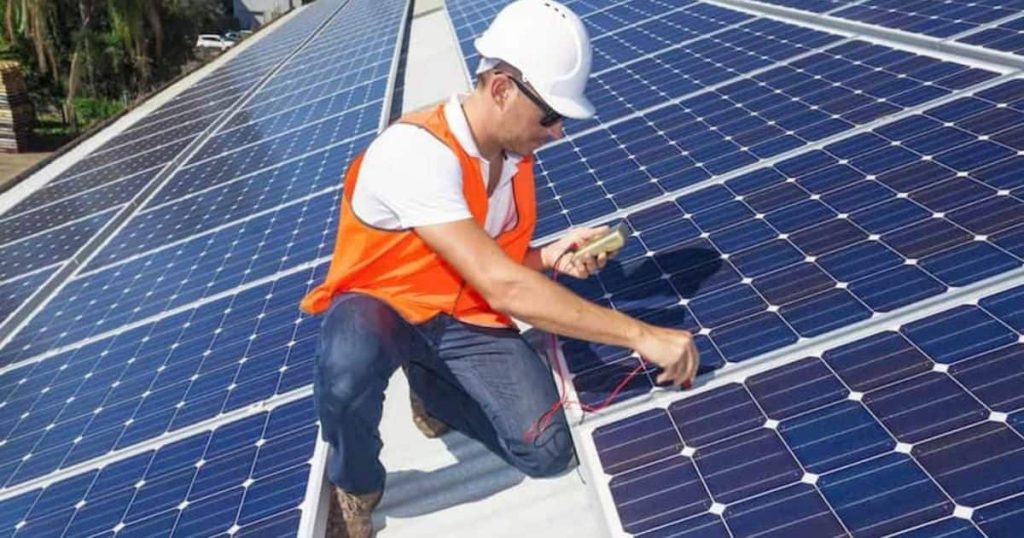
[351,124,473,229]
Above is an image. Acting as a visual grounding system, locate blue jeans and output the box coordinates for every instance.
[314,292,573,494]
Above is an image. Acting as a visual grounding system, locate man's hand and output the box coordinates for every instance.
[633,326,699,387]
[542,226,613,279]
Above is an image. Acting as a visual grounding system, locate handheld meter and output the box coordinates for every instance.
[571,222,629,262]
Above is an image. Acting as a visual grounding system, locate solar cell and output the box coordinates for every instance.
[558,76,1024,407]
[0,1,407,536]
[747,0,1024,56]
[590,283,1024,536]
[0,396,317,537]
[0,274,48,328]
[0,268,321,488]
[959,15,1024,56]
[0,0,363,330]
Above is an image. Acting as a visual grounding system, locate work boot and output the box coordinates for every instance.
[409,389,450,438]
[325,487,382,538]
[401,365,450,438]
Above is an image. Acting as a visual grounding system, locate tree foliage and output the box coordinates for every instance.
[0,0,231,132]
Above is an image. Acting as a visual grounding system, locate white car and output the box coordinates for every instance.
[195,34,234,51]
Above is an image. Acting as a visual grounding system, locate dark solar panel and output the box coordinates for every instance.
[0,0,408,534]
[440,1,1024,536]
[591,284,1024,536]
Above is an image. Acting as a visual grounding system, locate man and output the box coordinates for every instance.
[300,1,700,536]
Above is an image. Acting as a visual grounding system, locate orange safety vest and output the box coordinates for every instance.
[299,104,537,328]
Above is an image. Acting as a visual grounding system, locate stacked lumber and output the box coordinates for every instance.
[0,61,33,153]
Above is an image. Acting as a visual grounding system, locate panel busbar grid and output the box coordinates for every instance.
[0,397,318,538]
[0,267,323,489]
[0,0,342,247]
[559,76,1024,409]
[0,0,406,367]
[443,2,1024,537]
[748,0,1024,57]
[589,283,1024,537]
[533,39,994,237]
[0,0,352,340]
[0,1,408,536]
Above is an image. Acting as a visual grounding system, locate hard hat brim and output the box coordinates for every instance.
[542,91,596,120]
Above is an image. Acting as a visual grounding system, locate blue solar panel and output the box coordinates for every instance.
[0,192,338,365]
[0,0,405,363]
[0,1,407,535]
[959,14,1024,55]
[440,9,1024,535]
[531,41,994,235]
[753,0,855,13]
[0,268,321,488]
[833,0,1022,38]
[4,0,1022,535]
[0,396,316,537]
[0,0,361,325]
[0,208,120,281]
[591,283,1024,536]
[88,138,363,269]
[751,0,1024,44]
[557,76,1024,407]
[0,170,157,245]
[0,167,164,217]
[0,273,48,328]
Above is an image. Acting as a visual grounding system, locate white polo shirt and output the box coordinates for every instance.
[351,95,523,237]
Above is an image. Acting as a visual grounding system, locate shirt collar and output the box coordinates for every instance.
[444,94,523,167]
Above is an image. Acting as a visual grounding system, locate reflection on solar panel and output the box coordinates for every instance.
[0,0,408,534]
[0,0,365,339]
[440,0,1024,536]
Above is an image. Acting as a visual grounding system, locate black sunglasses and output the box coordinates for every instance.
[498,72,564,128]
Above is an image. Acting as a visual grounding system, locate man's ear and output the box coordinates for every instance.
[489,74,513,111]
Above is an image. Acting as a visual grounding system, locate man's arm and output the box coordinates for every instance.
[416,219,699,386]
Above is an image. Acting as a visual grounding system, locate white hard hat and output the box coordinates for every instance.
[474,0,595,120]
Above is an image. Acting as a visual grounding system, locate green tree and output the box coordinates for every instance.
[1,0,231,134]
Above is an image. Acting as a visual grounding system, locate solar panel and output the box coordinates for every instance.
[532,40,995,237]
[830,0,1022,39]
[0,0,405,363]
[3,0,1021,534]
[0,0,360,338]
[0,268,321,488]
[743,0,1024,56]
[554,77,1024,409]
[441,0,1024,535]
[0,0,337,228]
[0,275,48,328]
[959,14,1024,56]
[587,282,1024,536]
[0,396,317,537]
[0,0,408,535]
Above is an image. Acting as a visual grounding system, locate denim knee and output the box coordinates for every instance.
[315,294,403,410]
[504,434,575,478]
